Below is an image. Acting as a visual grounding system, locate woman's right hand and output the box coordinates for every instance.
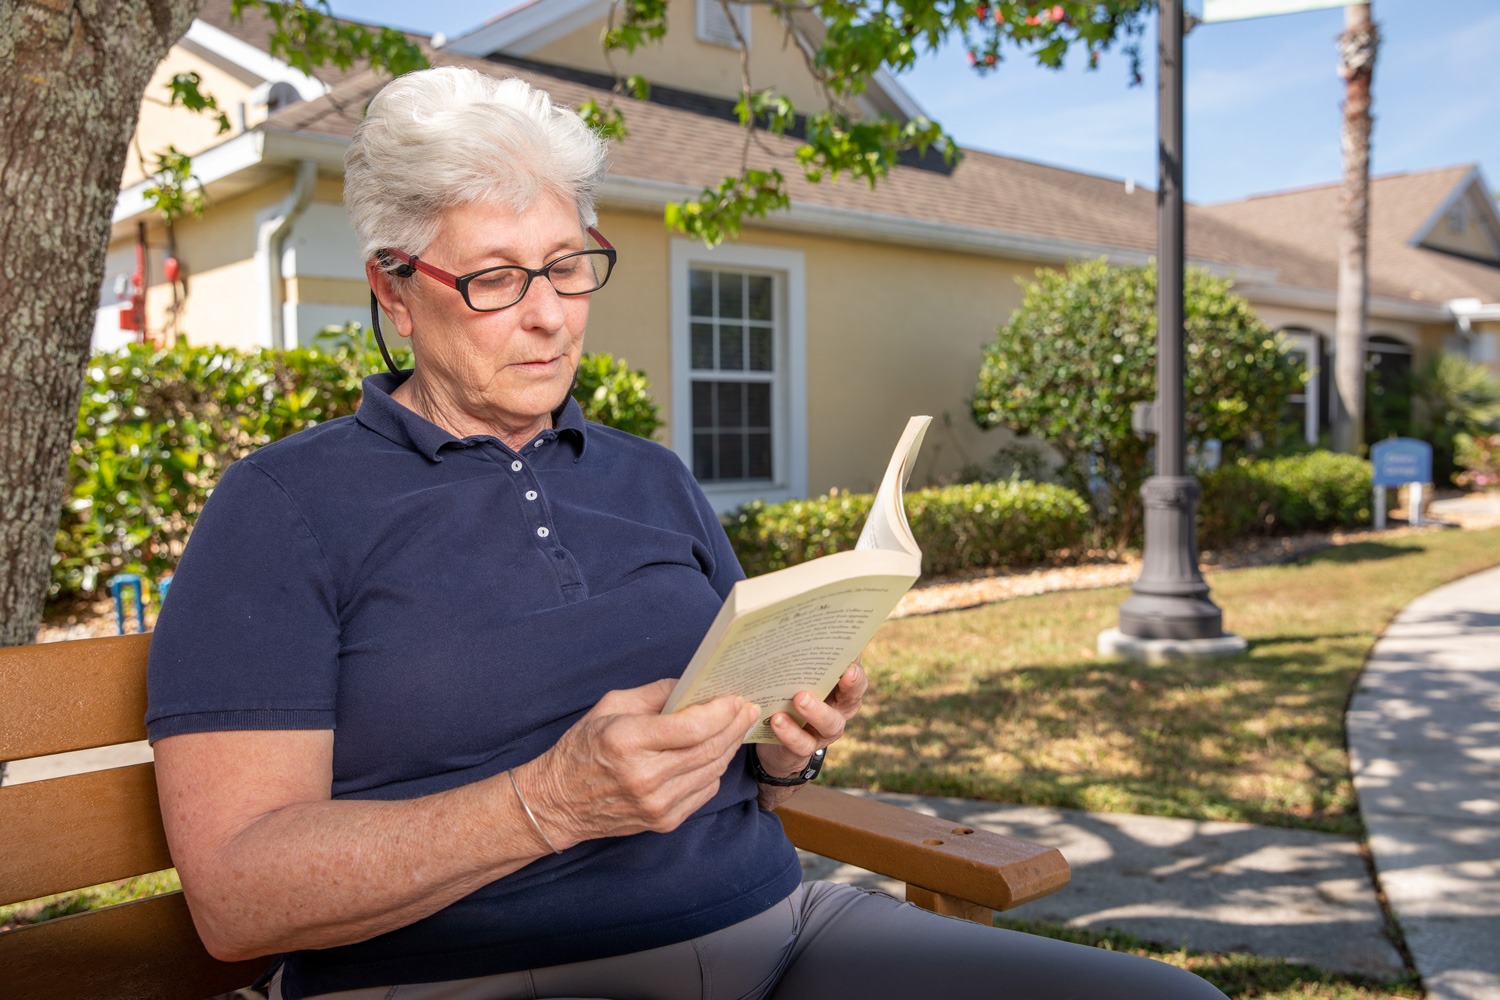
[514,679,759,851]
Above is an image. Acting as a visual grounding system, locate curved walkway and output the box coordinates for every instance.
[1349,562,1500,1000]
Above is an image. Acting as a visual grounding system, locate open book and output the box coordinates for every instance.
[663,415,932,742]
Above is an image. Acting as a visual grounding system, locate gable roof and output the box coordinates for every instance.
[442,0,927,123]
[1197,166,1500,309]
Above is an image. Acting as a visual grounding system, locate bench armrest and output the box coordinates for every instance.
[776,785,1069,920]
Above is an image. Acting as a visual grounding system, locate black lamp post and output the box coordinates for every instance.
[1110,0,1239,649]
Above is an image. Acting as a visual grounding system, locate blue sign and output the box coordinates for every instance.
[1371,438,1432,487]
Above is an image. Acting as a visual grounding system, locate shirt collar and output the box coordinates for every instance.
[356,371,589,462]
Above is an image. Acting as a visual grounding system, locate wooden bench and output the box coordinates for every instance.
[1,633,1070,1000]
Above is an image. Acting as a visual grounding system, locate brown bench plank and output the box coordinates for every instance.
[0,633,151,760]
[0,891,263,1000]
[0,763,174,903]
[776,784,1070,912]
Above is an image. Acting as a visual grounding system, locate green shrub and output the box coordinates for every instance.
[571,352,661,439]
[971,258,1302,544]
[725,480,1090,579]
[52,339,659,600]
[55,343,365,598]
[1199,451,1372,550]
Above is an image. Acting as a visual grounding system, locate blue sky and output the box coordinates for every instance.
[326,0,1499,205]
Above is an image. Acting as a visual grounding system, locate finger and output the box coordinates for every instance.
[595,677,681,715]
[600,690,752,753]
[831,662,868,706]
[767,711,822,758]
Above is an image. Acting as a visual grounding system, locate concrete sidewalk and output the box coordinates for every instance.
[798,793,1407,979]
[1349,562,1500,1000]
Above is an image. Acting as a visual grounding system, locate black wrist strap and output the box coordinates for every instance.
[749,745,826,786]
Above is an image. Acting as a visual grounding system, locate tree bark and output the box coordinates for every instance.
[0,0,202,646]
[1332,2,1378,455]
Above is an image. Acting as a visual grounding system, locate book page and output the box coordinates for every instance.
[663,416,932,742]
[855,416,931,556]
[671,574,914,742]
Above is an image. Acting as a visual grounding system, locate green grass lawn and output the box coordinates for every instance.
[830,526,1500,838]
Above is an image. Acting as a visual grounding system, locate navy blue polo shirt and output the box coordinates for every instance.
[146,372,800,999]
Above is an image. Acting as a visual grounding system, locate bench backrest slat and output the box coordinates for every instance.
[0,890,265,1000]
[0,763,174,903]
[0,633,151,760]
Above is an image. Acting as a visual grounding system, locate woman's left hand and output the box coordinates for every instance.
[756,657,866,781]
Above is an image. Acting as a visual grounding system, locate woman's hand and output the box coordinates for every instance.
[518,679,760,851]
[755,658,867,786]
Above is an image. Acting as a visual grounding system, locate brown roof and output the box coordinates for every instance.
[207,5,1497,310]
[1197,167,1500,305]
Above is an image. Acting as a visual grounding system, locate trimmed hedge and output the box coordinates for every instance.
[1198,451,1372,551]
[725,481,1092,579]
[53,340,659,600]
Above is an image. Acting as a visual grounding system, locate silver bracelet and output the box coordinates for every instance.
[508,769,561,855]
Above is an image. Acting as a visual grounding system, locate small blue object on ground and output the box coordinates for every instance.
[107,573,147,634]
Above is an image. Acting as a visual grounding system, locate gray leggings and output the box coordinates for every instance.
[277,881,1227,1000]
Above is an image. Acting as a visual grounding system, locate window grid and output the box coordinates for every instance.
[689,268,776,483]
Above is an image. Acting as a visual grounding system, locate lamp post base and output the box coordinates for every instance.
[1097,627,1248,665]
[1116,475,1231,641]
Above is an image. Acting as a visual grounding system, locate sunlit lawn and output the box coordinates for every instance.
[830,526,1500,837]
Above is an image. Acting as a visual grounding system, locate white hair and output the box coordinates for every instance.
[344,67,609,267]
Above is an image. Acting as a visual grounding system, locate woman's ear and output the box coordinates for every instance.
[366,259,416,339]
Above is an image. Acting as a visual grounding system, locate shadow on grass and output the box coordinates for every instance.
[1300,541,1423,566]
[849,646,1362,834]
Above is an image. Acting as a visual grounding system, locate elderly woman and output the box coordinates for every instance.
[147,67,1226,1000]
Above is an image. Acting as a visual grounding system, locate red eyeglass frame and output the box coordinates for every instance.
[381,227,617,312]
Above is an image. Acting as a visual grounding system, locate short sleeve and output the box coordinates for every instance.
[146,458,342,741]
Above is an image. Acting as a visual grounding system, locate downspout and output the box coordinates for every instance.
[256,159,318,349]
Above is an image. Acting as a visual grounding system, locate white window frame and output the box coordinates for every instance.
[1282,329,1322,446]
[670,240,806,512]
[697,0,751,49]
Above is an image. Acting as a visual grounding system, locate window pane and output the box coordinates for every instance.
[748,326,773,371]
[747,275,772,321]
[719,324,744,371]
[693,432,715,480]
[693,381,714,426]
[717,381,745,428]
[747,432,772,479]
[747,382,771,428]
[716,433,745,480]
[691,323,715,370]
[718,272,744,319]
[690,269,713,317]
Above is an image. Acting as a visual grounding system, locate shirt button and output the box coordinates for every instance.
[536,526,550,538]
[534,439,546,448]
[525,490,538,501]
[510,460,523,472]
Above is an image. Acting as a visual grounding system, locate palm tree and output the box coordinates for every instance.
[1331,2,1379,455]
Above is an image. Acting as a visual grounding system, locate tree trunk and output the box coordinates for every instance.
[1332,2,1378,455]
[0,0,202,646]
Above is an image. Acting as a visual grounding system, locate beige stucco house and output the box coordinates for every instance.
[106,0,1500,510]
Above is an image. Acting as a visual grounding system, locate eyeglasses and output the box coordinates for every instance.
[383,227,616,312]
